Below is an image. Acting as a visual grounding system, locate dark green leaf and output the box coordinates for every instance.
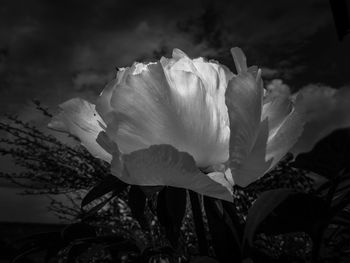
[128,186,149,229]
[204,196,241,263]
[80,193,116,219]
[293,128,350,178]
[66,242,91,263]
[157,187,187,247]
[81,174,126,207]
[259,193,329,236]
[189,191,208,255]
[221,200,244,239]
[332,209,350,226]
[141,246,175,262]
[107,240,141,260]
[243,189,295,251]
[139,185,164,197]
[243,189,329,254]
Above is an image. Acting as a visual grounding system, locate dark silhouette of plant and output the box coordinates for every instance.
[2,102,350,262]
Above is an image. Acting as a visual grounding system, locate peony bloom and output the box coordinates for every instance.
[49,48,305,202]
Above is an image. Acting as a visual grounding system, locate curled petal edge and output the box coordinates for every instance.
[111,144,233,202]
[48,98,112,163]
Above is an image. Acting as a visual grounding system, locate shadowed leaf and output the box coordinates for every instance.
[157,187,187,247]
[81,175,127,207]
[128,186,149,229]
[204,196,241,262]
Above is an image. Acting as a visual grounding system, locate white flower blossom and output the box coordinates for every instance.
[49,47,305,202]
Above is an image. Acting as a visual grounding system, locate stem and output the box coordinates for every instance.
[189,190,209,255]
[311,224,326,263]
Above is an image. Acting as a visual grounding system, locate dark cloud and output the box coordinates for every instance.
[1,0,348,118]
[178,0,349,88]
[0,0,210,115]
[0,0,348,149]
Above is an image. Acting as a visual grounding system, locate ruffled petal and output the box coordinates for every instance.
[161,50,230,166]
[192,58,232,93]
[111,144,233,202]
[48,98,112,163]
[95,78,117,122]
[96,68,129,122]
[107,62,174,152]
[106,56,229,167]
[192,58,232,133]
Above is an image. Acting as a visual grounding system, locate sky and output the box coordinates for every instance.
[0,0,350,223]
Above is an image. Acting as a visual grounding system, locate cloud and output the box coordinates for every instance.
[261,67,279,78]
[1,0,348,120]
[72,70,115,94]
[176,0,350,88]
[290,83,350,154]
[265,79,291,97]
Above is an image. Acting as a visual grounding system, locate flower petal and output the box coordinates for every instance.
[112,144,233,202]
[96,68,129,122]
[231,118,272,186]
[107,59,229,167]
[262,97,293,139]
[262,80,293,138]
[48,98,112,163]
[231,47,248,74]
[266,98,306,169]
[106,62,174,153]
[225,48,274,186]
[96,131,119,156]
[225,48,263,173]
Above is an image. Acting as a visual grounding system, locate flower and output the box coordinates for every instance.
[49,47,305,202]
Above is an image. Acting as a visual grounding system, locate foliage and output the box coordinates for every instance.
[1,104,350,262]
